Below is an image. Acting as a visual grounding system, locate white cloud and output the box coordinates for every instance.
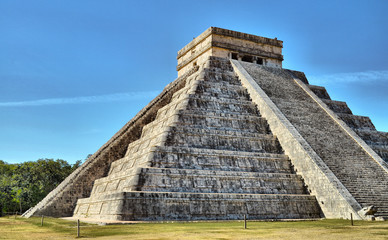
[0,90,160,107]
[308,70,388,85]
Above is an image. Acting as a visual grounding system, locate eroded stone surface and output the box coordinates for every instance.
[72,57,321,221]
[27,27,387,222]
[238,61,388,219]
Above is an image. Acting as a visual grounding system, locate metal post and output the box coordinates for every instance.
[77,219,80,237]
[350,213,354,226]
[41,215,44,226]
[244,214,247,229]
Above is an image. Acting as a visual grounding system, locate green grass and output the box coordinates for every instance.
[1,216,388,239]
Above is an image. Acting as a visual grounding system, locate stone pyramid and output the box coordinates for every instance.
[24,27,388,221]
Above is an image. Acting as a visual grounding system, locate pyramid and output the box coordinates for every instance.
[24,27,388,221]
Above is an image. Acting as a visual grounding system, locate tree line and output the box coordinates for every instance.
[0,158,82,216]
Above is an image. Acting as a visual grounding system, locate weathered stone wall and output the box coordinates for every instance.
[177,27,283,76]
[308,85,388,163]
[80,69,204,199]
[231,59,362,219]
[75,192,320,221]
[232,59,388,219]
[27,27,388,221]
[23,66,199,218]
[73,57,321,221]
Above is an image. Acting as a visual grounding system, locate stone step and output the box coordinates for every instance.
[102,147,294,194]
[308,84,331,100]
[179,108,261,118]
[151,146,292,173]
[197,78,246,91]
[74,191,321,221]
[165,126,283,153]
[183,104,260,116]
[169,70,245,102]
[188,94,256,106]
[194,80,251,100]
[321,99,352,114]
[90,167,138,195]
[124,128,168,157]
[196,80,247,93]
[354,197,388,202]
[176,110,270,134]
[322,156,388,175]
[109,155,141,175]
[353,196,388,200]
[135,168,307,195]
[169,82,197,102]
[141,109,268,144]
[345,184,388,189]
[186,95,259,115]
[153,94,189,121]
[110,146,293,176]
[329,176,388,185]
[353,129,388,146]
[341,183,388,189]
[198,69,241,85]
[309,85,388,161]
[168,124,274,139]
[153,91,260,125]
[240,61,388,219]
[204,57,235,72]
[370,145,388,162]
[336,113,376,131]
[345,189,388,195]
[91,167,307,196]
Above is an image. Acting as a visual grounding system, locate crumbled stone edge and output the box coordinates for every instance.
[294,79,388,173]
[22,66,199,218]
[230,59,363,219]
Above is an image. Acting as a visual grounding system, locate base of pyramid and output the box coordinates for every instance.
[74,191,321,221]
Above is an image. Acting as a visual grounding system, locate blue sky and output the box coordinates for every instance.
[1,0,387,164]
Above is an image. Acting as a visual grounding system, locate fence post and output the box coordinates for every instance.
[350,213,353,226]
[77,219,80,237]
[41,215,44,226]
[244,214,247,229]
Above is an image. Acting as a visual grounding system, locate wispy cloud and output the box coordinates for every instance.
[308,70,388,85]
[0,90,160,107]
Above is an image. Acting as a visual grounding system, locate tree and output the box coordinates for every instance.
[0,159,82,216]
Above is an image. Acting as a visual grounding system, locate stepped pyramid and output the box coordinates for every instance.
[24,27,388,221]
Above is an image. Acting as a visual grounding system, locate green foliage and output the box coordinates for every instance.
[0,159,81,216]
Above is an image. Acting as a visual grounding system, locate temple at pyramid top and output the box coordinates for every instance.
[177,27,283,76]
[24,26,388,222]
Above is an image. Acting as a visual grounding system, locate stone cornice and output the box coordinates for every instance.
[176,40,283,71]
[177,27,282,59]
[212,41,283,61]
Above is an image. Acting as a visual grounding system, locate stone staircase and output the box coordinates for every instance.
[239,61,388,218]
[72,57,321,221]
[309,85,388,162]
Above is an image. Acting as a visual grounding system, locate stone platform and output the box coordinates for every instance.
[72,57,321,221]
[25,27,388,221]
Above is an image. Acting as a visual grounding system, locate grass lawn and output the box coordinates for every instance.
[1,216,388,239]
